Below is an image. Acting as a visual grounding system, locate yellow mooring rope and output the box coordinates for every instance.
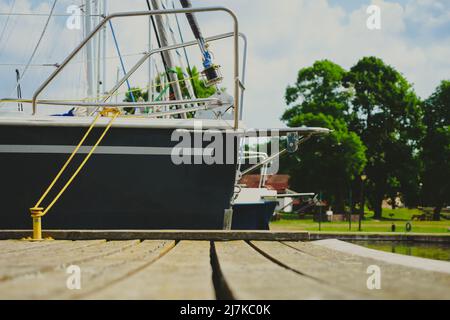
[27,109,120,241]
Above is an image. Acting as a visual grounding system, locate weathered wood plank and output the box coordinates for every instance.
[0,230,309,241]
[250,241,376,298]
[0,240,105,263]
[214,241,355,300]
[0,241,173,300]
[0,240,85,256]
[285,241,450,299]
[86,241,215,300]
[0,240,138,282]
[0,240,71,254]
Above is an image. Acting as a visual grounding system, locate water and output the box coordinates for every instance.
[352,241,450,262]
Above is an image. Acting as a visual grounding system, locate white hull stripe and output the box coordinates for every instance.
[0,145,213,156]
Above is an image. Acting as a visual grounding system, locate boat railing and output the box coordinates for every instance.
[31,7,244,129]
[240,151,270,188]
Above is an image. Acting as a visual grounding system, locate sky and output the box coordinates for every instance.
[0,0,449,128]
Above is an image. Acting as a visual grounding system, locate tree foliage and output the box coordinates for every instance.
[343,57,423,219]
[422,80,450,220]
[282,60,366,214]
[281,57,432,219]
[123,66,217,114]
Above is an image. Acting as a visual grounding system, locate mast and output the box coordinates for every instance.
[101,0,107,95]
[149,0,185,117]
[148,14,152,102]
[162,0,196,100]
[84,0,95,112]
[94,0,101,100]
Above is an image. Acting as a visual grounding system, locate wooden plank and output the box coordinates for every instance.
[0,240,85,256]
[0,240,71,254]
[0,230,309,241]
[4,231,448,243]
[214,241,355,300]
[0,240,137,282]
[250,241,376,298]
[0,240,105,263]
[86,241,215,300]
[285,241,450,299]
[0,241,173,300]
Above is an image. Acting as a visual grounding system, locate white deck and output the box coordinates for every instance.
[0,115,245,130]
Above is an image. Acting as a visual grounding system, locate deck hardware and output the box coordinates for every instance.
[25,207,45,241]
[287,132,299,153]
[239,132,316,177]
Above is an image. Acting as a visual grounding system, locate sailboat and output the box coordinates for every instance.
[0,1,329,231]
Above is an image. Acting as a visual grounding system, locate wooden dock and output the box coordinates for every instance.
[0,232,449,300]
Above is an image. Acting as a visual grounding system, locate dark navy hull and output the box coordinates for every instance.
[0,120,238,230]
[232,201,277,230]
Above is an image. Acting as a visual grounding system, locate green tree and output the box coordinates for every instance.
[344,57,423,219]
[153,66,216,99]
[282,60,366,214]
[123,87,147,114]
[422,80,450,220]
[123,66,217,115]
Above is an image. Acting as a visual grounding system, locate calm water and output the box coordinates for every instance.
[352,241,450,262]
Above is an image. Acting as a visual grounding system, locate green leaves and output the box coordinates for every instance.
[284,60,350,119]
[122,66,218,115]
[344,57,423,218]
[422,81,450,219]
[281,60,366,214]
[282,57,428,217]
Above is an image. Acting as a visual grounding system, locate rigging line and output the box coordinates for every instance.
[0,73,201,104]
[108,20,135,102]
[145,0,171,84]
[0,6,18,57]
[163,1,196,102]
[0,63,59,67]
[1,0,58,106]
[172,0,197,98]
[0,13,101,17]
[0,0,16,53]
[0,51,147,67]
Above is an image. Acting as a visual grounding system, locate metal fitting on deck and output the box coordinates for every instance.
[28,207,45,241]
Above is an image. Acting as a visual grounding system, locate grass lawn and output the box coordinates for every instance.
[270,208,450,234]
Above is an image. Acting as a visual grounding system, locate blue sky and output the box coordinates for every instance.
[0,0,449,128]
